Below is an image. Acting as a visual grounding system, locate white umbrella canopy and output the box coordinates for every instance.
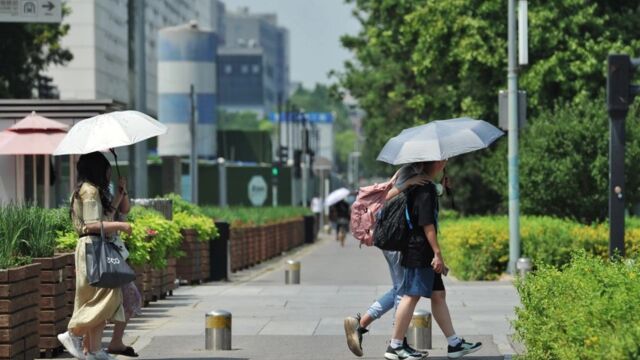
[376,117,504,165]
[53,110,167,156]
[325,187,351,207]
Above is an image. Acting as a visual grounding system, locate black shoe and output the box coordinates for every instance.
[384,344,424,360]
[403,337,428,356]
[447,338,482,358]
[344,313,368,357]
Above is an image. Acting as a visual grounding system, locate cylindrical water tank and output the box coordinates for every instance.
[158,22,217,157]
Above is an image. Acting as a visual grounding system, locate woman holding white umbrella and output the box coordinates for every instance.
[55,111,167,359]
[57,152,131,360]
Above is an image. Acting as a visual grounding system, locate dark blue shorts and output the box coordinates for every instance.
[398,267,445,298]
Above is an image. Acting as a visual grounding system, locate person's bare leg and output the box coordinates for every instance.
[89,322,106,353]
[431,290,455,337]
[359,313,375,329]
[392,295,420,340]
[108,319,128,351]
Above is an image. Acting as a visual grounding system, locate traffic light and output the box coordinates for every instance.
[607,54,640,115]
[271,163,280,185]
[293,149,302,178]
[278,145,288,164]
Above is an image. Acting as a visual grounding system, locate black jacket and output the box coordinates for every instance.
[401,183,438,268]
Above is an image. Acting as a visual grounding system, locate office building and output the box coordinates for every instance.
[218,7,289,115]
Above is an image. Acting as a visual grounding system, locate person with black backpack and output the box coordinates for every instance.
[344,161,482,359]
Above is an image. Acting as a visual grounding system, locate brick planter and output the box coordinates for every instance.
[200,241,210,282]
[229,227,242,272]
[176,229,202,283]
[32,254,69,355]
[0,262,41,360]
[150,268,162,302]
[161,258,177,297]
[62,253,75,323]
[133,265,153,306]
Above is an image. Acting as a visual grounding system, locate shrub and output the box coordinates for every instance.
[124,206,182,268]
[440,216,640,280]
[173,212,218,241]
[202,206,311,227]
[482,99,640,223]
[162,193,203,215]
[514,252,640,359]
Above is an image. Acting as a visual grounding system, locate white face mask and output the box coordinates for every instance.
[435,183,444,197]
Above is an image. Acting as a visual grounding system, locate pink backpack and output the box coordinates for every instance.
[350,172,399,247]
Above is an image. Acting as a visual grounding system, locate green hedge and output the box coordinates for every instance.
[440,216,640,280]
[202,206,312,227]
[515,252,640,359]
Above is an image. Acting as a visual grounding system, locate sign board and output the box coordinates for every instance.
[268,112,334,124]
[247,175,268,206]
[0,0,62,23]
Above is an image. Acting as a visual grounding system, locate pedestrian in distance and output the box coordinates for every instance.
[330,199,351,246]
[57,152,132,360]
[344,161,482,360]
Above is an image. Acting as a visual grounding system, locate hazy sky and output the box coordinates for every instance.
[223,0,361,89]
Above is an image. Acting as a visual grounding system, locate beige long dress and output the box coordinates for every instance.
[68,183,125,334]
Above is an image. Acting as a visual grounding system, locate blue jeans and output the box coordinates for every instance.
[366,250,405,319]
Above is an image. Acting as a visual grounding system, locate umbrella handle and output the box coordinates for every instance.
[109,148,121,177]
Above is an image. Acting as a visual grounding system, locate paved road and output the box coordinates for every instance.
[49,233,520,359]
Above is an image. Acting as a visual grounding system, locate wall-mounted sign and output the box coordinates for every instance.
[247,175,267,206]
[0,0,62,23]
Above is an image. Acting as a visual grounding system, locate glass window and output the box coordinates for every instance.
[252,64,260,74]
[241,65,249,74]
[224,64,232,74]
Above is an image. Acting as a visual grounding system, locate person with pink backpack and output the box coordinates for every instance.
[344,161,482,359]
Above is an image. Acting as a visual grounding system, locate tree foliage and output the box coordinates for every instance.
[336,0,640,214]
[483,98,640,223]
[0,7,73,98]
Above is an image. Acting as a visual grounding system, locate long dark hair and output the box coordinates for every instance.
[74,152,114,215]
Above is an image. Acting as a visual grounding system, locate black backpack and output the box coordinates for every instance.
[373,190,414,251]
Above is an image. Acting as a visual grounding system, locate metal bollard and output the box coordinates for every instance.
[408,309,432,350]
[205,310,232,350]
[516,257,533,278]
[284,260,301,284]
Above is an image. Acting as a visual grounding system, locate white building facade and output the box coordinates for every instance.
[47,0,225,115]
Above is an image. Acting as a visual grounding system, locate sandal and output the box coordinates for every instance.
[107,346,139,357]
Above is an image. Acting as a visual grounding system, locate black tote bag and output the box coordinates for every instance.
[85,222,136,288]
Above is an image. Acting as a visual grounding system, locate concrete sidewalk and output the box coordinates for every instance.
[107,233,519,359]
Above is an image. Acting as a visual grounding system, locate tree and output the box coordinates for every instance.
[336,0,640,214]
[483,97,640,223]
[217,110,272,131]
[0,7,73,98]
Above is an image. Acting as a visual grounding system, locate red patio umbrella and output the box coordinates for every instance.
[0,111,69,207]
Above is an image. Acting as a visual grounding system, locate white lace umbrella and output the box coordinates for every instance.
[376,117,504,165]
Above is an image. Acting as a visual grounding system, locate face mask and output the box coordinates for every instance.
[435,183,444,197]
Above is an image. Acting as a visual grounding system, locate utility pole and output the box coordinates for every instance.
[190,84,198,204]
[133,0,147,197]
[507,0,520,274]
[606,54,640,257]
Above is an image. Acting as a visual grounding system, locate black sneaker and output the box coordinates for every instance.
[447,338,482,358]
[384,344,424,360]
[344,314,368,357]
[403,337,428,356]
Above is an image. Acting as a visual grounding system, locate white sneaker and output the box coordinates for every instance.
[86,350,117,360]
[57,331,85,360]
